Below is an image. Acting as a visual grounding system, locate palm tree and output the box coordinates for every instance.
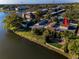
[34,10,42,20]
[44,13,51,19]
[75,22,79,36]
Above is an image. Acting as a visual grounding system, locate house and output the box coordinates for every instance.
[55,17,69,32]
[67,19,78,31]
[22,12,35,20]
[21,20,35,29]
[68,25,77,30]
[51,9,65,16]
[32,19,49,29]
[16,6,28,11]
[57,9,66,14]
[45,16,71,32]
[40,8,48,15]
[69,20,78,24]
[51,12,58,16]
[52,6,62,12]
[48,23,67,32]
[50,6,66,16]
[15,7,19,11]
[41,9,48,12]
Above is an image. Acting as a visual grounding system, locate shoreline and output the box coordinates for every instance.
[9,30,69,59]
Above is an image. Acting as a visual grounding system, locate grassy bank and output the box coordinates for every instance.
[15,31,69,59]
[15,31,45,44]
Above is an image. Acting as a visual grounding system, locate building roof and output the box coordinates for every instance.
[38,20,48,25]
[41,9,48,11]
[32,20,48,29]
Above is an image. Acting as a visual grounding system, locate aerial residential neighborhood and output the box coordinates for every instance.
[0,1,79,59]
[2,4,79,59]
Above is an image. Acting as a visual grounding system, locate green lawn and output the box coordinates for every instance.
[15,31,46,44]
[49,43,62,48]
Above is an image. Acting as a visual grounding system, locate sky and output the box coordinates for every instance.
[0,0,79,4]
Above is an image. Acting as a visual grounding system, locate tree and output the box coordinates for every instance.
[68,40,79,59]
[75,22,79,36]
[32,28,44,35]
[44,13,51,19]
[63,39,69,53]
[34,10,43,20]
[3,13,23,31]
[43,29,50,37]
[35,10,42,17]
[43,29,52,43]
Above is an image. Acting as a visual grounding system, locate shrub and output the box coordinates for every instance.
[32,28,45,35]
[43,30,63,43]
[68,40,79,55]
